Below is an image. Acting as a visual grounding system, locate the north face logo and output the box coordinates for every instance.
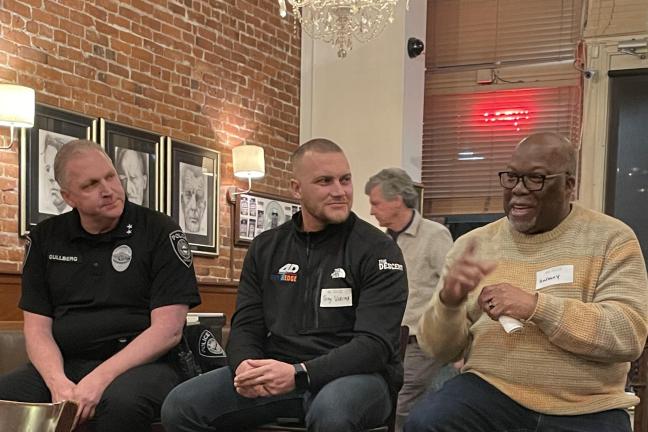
[331,268,346,279]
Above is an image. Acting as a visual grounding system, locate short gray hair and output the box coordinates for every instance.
[54,140,107,189]
[365,168,418,209]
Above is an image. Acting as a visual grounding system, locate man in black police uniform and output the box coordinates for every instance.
[0,140,201,431]
[162,138,408,432]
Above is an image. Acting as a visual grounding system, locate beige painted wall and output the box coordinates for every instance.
[300,1,426,223]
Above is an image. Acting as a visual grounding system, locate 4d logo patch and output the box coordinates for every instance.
[169,230,193,268]
[272,263,299,283]
[278,263,299,274]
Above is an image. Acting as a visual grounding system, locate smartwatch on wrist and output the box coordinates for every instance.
[293,363,310,391]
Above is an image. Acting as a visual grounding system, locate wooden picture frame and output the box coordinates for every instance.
[234,191,300,246]
[413,182,424,214]
[19,104,97,236]
[163,137,220,256]
[99,119,162,211]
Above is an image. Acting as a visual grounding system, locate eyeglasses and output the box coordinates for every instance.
[498,171,570,191]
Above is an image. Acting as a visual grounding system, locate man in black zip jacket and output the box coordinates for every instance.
[163,138,408,432]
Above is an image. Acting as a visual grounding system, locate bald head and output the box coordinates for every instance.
[515,132,577,175]
[291,138,345,176]
[504,132,577,234]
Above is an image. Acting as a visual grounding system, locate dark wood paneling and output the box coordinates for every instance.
[0,272,237,324]
[0,273,22,321]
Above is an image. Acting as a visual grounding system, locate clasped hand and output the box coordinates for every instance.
[50,372,109,427]
[234,359,295,398]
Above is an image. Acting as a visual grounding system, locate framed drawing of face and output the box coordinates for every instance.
[99,119,162,211]
[19,105,97,236]
[164,138,220,256]
[234,191,300,246]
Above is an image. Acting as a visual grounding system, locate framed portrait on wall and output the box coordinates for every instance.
[234,191,300,246]
[19,105,97,236]
[99,119,162,211]
[163,138,220,256]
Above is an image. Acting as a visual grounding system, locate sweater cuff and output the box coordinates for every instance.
[527,292,564,336]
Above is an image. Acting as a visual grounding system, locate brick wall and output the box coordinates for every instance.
[0,0,301,280]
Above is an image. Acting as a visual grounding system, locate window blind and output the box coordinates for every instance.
[427,0,583,70]
[422,86,581,216]
[422,0,584,217]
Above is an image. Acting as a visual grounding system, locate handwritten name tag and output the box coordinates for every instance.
[536,265,573,290]
[320,288,353,308]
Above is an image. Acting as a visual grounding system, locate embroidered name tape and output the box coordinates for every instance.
[320,288,353,307]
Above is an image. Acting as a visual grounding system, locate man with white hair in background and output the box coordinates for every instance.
[366,168,455,431]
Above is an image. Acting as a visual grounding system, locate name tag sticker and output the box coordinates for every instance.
[320,288,353,308]
[536,265,573,290]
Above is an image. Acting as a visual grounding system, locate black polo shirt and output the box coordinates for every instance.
[20,201,201,359]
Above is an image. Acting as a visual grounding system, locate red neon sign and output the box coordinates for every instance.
[482,109,530,132]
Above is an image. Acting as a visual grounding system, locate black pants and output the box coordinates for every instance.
[0,358,181,432]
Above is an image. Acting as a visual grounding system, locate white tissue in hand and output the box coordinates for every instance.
[499,316,523,333]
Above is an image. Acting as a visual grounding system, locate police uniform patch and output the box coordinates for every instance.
[169,230,192,268]
[199,329,226,358]
[24,236,32,263]
[111,245,133,272]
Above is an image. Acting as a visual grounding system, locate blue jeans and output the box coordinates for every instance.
[162,366,391,432]
[404,373,632,432]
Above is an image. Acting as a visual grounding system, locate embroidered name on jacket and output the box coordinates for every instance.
[378,259,403,271]
[48,254,79,262]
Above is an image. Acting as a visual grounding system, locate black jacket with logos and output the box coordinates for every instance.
[227,211,408,393]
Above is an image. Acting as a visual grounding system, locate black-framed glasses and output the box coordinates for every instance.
[498,171,570,191]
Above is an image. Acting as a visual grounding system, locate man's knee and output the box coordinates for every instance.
[99,387,154,419]
[162,367,236,431]
[307,412,358,432]
[403,404,434,432]
[161,387,189,430]
[306,374,391,432]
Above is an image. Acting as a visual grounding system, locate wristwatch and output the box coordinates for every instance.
[293,363,310,391]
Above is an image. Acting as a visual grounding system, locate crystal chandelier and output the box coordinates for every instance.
[278,0,405,58]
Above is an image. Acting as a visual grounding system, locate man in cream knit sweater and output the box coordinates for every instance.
[405,132,648,432]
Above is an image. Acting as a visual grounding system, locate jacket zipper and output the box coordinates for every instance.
[302,234,311,329]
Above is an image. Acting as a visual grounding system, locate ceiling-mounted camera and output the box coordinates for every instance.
[407,38,424,58]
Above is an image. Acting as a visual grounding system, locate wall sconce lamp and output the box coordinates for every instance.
[0,84,35,150]
[227,143,265,202]
[617,39,647,59]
